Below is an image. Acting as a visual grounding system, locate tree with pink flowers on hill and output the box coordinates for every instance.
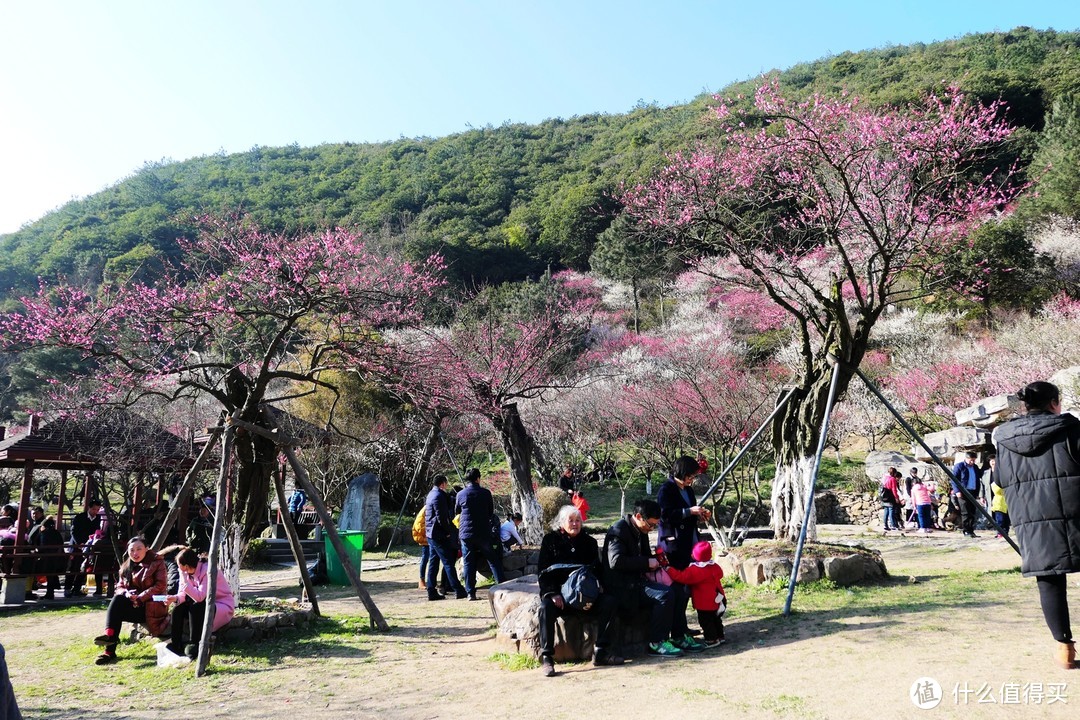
[624,82,1024,541]
[0,215,445,583]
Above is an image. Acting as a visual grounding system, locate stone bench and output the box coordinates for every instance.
[490,574,650,661]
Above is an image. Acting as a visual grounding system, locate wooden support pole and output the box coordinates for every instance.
[131,472,144,537]
[84,472,96,507]
[258,408,388,631]
[195,422,234,677]
[12,461,33,574]
[57,469,67,531]
[272,466,321,616]
[151,429,222,551]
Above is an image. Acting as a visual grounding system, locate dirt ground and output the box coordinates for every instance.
[4,525,1080,720]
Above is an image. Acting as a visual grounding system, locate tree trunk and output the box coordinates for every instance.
[770,360,856,541]
[232,427,276,545]
[492,403,543,544]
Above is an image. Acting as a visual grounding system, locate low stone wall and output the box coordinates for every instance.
[133,601,315,645]
[718,543,888,587]
[815,489,951,528]
[218,602,315,643]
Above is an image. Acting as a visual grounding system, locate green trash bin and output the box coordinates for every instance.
[325,531,365,585]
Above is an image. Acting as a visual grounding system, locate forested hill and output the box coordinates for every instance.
[2,26,1079,297]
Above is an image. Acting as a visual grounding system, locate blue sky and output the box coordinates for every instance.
[2,0,1079,234]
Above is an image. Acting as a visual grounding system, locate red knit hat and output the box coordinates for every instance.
[691,540,712,562]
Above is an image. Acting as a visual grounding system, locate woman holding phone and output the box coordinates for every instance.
[164,547,235,659]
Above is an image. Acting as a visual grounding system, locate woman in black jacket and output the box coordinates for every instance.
[994,381,1080,669]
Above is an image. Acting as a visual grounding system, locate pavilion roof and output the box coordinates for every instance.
[0,410,194,471]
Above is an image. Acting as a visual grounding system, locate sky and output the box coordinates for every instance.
[2,1,1080,235]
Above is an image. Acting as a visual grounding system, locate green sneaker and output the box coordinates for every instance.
[648,640,684,657]
[675,634,707,653]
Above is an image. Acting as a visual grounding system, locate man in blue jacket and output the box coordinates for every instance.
[425,475,467,600]
[454,468,505,600]
[951,451,984,538]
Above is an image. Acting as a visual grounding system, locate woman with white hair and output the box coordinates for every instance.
[535,505,618,677]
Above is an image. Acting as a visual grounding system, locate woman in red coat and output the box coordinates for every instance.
[92,536,168,665]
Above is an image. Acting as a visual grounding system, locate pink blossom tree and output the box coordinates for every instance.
[1,215,444,581]
[380,283,590,543]
[624,83,1023,541]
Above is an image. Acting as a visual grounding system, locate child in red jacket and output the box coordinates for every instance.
[665,540,727,648]
[570,491,590,523]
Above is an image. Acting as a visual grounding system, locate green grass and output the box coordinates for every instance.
[10,612,376,709]
[487,651,540,671]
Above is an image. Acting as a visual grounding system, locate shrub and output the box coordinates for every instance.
[536,486,571,530]
[242,538,269,568]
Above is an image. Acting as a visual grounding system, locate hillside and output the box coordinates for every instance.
[2,26,1079,297]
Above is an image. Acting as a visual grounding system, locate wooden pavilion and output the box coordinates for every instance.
[0,410,195,581]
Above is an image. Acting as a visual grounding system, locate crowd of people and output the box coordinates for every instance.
[877,456,1011,539]
[536,454,724,676]
[411,456,726,677]
[0,495,220,602]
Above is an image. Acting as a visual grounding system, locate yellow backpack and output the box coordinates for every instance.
[411,507,427,545]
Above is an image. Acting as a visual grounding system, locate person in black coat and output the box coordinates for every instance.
[65,500,102,597]
[424,475,466,600]
[454,468,504,600]
[603,499,682,657]
[32,517,65,599]
[537,505,618,677]
[0,641,22,720]
[994,380,1080,669]
[656,455,710,652]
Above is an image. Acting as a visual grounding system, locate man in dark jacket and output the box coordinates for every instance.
[454,468,504,600]
[603,499,683,658]
[994,380,1080,669]
[32,517,65,599]
[950,451,984,537]
[537,505,618,677]
[185,502,213,554]
[65,500,102,597]
[424,475,466,600]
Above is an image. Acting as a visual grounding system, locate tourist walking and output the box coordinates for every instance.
[994,381,1080,669]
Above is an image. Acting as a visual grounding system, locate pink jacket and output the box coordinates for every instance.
[910,481,933,507]
[178,562,236,631]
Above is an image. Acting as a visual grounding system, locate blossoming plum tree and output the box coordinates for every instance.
[1,215,444,589]
[381,283,590,543]
[624,83,1023,541]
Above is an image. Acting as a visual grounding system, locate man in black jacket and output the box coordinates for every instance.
[454,468,504,600]
[603,499,683,657]
[425,475,467,600]
[65,500,102,597]
[537,505,619,677]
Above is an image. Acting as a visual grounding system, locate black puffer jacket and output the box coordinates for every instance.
[994,410,1080,576]
[602,517,654,610]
